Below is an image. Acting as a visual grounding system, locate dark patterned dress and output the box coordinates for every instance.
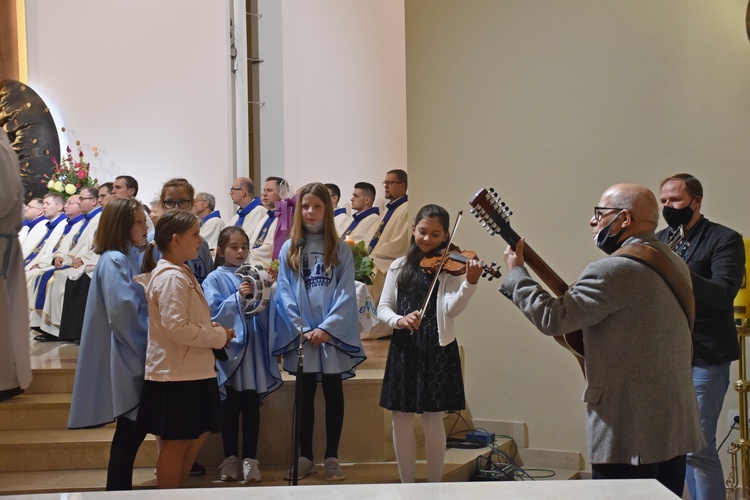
[379,269,465,413]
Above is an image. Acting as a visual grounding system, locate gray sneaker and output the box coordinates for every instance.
[324,457,345,481]
[283,456,317,480]
[219,455,238,482]
[242,458,262,482]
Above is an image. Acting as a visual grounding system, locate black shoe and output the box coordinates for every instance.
[34,333,60,342]
[190,462,206,476]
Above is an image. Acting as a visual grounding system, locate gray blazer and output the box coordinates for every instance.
[500,232,705,465]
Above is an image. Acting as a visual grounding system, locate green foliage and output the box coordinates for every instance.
[348,240,375,285]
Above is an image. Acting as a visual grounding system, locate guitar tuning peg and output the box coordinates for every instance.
[508,211,513,216]
[481,222,486,227]
[488,276,493,281]
[500,201,506,207]
[488,187,495,193]
[491,261,497,266]
[489,231,495,236]
[470,209,475,214]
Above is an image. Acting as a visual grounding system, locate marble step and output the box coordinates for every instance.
[0,438,580,495]
[0,392,74,430]
[0,427,157,472]
[25,368,76,395]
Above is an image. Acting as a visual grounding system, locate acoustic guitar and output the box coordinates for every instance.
[470,187,586,375]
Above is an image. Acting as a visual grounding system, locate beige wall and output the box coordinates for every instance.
[405,0,750,467]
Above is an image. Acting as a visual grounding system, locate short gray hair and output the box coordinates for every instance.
[196,192,216,211]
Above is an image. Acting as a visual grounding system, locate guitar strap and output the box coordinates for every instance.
[613,243,695,332]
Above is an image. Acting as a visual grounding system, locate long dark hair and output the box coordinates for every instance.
[213,226,250,268]
[141,209,200,273]
[396,204,450,290]
[94,197,142,254]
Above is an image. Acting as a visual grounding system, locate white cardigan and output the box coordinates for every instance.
[377,256,477,346]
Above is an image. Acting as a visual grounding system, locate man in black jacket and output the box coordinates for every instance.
[658,173,745,500]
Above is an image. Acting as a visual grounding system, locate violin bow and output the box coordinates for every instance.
[418,210,463,318]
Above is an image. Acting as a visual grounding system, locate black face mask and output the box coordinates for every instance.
[594,211,625,255]
[662,202,694,228]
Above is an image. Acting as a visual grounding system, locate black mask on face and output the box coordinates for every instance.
[594,211,624,255]
[662,201,694,229]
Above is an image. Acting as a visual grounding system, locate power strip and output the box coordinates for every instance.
[466,430,495,444]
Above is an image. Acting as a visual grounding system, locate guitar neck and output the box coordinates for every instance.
[513,241,570,296]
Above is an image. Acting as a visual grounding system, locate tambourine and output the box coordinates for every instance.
[234,263,272,316]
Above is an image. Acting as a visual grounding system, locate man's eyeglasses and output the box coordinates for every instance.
[593,206,625,221]
[163,199,193,209]
[230,187,243,192]
[382,181,404,187]
[79,196,96,201]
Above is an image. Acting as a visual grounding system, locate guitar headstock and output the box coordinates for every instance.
[469,188,520,247]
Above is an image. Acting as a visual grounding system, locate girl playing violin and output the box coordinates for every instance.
[377,204,482,483]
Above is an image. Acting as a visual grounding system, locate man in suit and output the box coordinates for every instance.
[657,173,745,500]
[500,183,704,496]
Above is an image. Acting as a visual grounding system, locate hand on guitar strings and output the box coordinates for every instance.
[397,310,422,332]
[503,238,526,270]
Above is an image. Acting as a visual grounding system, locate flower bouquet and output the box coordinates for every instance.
[41,142,98,197]
[346,239,375,285]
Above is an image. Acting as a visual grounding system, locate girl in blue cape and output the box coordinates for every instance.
[202,226,282,483]
[274,182,366,481]
[68,197,150,490]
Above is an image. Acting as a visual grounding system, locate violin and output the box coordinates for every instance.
[419,243,502,280]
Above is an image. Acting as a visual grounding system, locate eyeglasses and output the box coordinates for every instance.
[230,187,243,192]
[382,181,404,187]
[79,196,96,201]
[163,199,193,209]
[593,206,625,221]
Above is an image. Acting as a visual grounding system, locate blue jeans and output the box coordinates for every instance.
[686,362,730,500]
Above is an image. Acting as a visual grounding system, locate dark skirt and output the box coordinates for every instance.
[136,378,221,440]
[379,271,466,413]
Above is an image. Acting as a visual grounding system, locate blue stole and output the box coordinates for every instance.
[235,198,261,227]
[366,196,407,253]
[26,215,46,232]
[34,265,71,309]
[71,206,102,247]
[24,214,66,266]
[334,207,347,217]
[253,211,276,249]
[201,210,222,225]
[54,214,85,251]
[342,207,380,239]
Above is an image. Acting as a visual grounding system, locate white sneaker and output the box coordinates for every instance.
[283,456,317,480]
[219,455,238,482]
[242,458,262,482]
[324,457,345,481]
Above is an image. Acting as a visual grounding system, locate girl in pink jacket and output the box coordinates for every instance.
[136,210,234,489]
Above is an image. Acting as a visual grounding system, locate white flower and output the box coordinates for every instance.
[64,184,76,195]
[47,180,54,189]
[53,181,64,192]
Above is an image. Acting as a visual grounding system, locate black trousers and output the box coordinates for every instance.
[299,373,344,461]
[220,386,261,459]
[106,416,147,490]
[591,454,687,497]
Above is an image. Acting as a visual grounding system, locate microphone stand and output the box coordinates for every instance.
[290,238,306,485]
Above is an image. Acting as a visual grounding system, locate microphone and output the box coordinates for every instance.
[296,237,306,249]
